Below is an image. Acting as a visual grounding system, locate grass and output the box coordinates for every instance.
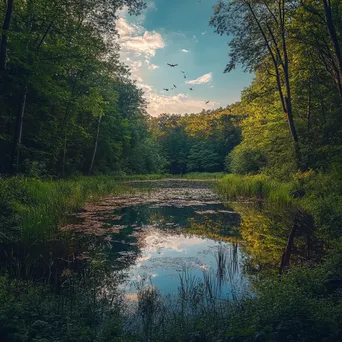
[0,172,227,244]
[2,247,342,341]
[1,172,342,341]
[0,176,133,243]
[216,174,294,205]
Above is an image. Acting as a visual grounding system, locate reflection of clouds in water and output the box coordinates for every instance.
[199,264,209,271]
[136,255,152,263]
[143,229,208,254]
[125,293,138,302]
[102,185,249,301]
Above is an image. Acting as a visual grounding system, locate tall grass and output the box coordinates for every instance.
[0,176,132,242]
[216,174,294,205]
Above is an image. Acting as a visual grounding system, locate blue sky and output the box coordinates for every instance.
[117,0,253,116]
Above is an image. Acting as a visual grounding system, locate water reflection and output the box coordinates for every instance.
[1,180,320,311]
[117,228,247,300]
[230,201,318,275]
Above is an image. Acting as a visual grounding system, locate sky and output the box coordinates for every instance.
[117,0,254,116]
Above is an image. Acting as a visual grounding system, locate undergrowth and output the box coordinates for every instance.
[216,174,294,205]
[1,245,342,341]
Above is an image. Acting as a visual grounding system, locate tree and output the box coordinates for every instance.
[210,0,301,165]
[0,0,14,70]
[0,0,154,177]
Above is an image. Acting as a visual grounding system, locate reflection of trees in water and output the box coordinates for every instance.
[185,214,241,241]
[230,202,318,275]
[117,204,226,230]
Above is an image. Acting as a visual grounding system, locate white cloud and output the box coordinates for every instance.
[116,17,164,79]
[144,59,160,70]
[116,18,142,36]
[120,30,165,57]
[116,10,217,116]
[149,64,159,70]
[186,72,212,85]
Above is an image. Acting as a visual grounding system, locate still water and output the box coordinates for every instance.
[65,181,250,300]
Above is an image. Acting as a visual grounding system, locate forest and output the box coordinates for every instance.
[1,0,342,341]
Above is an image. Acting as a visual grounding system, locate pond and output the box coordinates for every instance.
[60,179,319,311]
[64,180,250,301]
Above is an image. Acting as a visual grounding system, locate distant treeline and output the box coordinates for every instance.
[149,108,243,174]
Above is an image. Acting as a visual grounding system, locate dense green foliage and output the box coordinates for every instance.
[1,247,342,341]
[0,0,166,176]
[210,0,342,178]
[150,109,242,174]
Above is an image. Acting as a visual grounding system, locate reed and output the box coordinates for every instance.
[216,174,293,205]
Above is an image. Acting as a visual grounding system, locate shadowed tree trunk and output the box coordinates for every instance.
[0,0,14,70]
[88,115,102,175]
[322,0,342,98]
[12,86,28,173]
[61,79,78,177]
[307,79,312,132]
[279,211,314,276]
[279,215,298,276]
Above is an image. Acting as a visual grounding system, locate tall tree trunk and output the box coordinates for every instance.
[61,128,68,177]
[322,0,342,98]
[61,78,78,177]
[280,0,300,167]
[0,0,14,70]
[307,80,312,133]
[247,1,301,168]
[88,115,102,175]
[12,86,28,173]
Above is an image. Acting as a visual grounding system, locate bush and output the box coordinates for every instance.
[226,146,267,175]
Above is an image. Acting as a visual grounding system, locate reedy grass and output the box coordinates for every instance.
[1,176,133,243]
[216,174,294,205]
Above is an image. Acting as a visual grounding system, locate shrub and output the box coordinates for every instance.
[226,146,267,175]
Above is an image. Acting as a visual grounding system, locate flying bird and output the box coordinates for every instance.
[205,100,210,104]
[181,71,185,73]
[184,75,187,79]
[173,84,177,88]
[189,88,193,90]
[167,63,178,67]
[163,88,169,91]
